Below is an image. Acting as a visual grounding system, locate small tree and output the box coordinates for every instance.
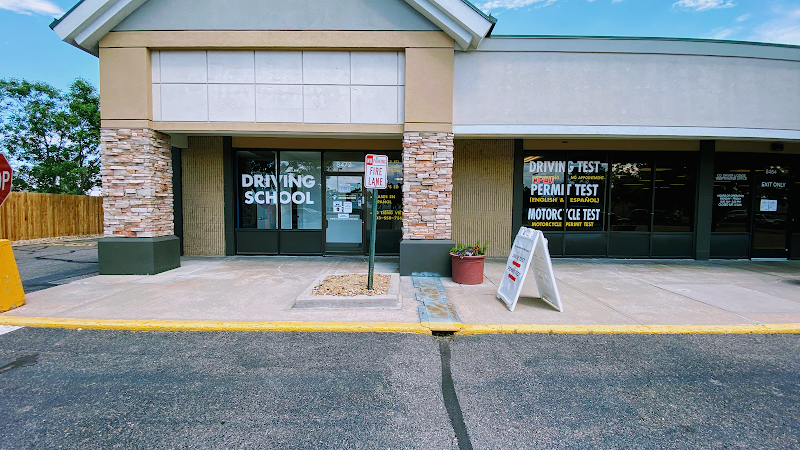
[0,78,100,194]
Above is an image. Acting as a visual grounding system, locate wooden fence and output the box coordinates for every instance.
[0,192,103,241]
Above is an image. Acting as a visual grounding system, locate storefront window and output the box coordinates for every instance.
[712,168,751,232]
[609,162,652,231]
[280,151,322,230]
[237,150,322,230]
[237,151,278,229]
[566,159,607,231]
[523,156,608,231]
[325,158,365,173]
[523,157,566,230]
[653,162,696,232]
[523,152,699,234]
[794,177,800,234]
[377,159,403,230]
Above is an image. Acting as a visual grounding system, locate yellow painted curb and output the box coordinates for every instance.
[421,321,463,332]
[456,323,800,335]
[761,323,800,333]
[0,240,25,312]
[0,317,432,334]
[1,317,798,335]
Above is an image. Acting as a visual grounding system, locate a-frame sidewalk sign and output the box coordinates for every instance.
[497,227,563,312]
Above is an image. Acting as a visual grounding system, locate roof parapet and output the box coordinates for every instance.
[52,0,496,55]
[52,0,148,56]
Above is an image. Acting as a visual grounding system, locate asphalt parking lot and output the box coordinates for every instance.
[1,328,798,449]
[11,238,100,293]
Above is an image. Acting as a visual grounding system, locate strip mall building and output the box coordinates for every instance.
[53,0,800,275]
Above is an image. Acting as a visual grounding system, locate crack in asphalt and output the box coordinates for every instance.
[0,354,39,375]
[22,267,100,292]
[437,337,473,450]
[13,243,100,291]
[33,256,98,264]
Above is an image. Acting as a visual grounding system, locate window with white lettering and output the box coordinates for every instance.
[236,151,322,230]
[377,160,403,230]
[237,151,278,229]
[566,160,608,231]
[280,152,322,230]
[522,158,566,230]
[712,168,751,232]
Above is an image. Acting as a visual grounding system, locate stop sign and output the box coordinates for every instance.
[0,153,12,208]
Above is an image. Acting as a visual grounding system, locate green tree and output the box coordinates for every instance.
[0,78,100,194]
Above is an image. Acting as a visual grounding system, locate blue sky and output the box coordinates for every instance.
[0,0,799,91]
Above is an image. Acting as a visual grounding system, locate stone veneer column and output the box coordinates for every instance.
[100,128,173,238]
[399,131,455,276]
[402,132,454,240]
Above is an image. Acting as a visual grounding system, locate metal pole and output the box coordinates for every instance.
[368,188,378,290]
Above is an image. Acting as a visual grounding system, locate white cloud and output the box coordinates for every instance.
[707,26,742,39]
[0,0,63,16]
[478,0,557,11]
[672,0,735,12]
[735,13,751,22]
[750,6,800,45]
[479,0,623,11]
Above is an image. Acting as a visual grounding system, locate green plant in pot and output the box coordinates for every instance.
[450,240,489,285]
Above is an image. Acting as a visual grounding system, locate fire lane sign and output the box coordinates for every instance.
[364,154,388,189]
[364,153,388,290]
[0,153,12,208]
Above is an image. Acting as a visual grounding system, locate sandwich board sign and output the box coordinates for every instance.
[497,227,563,312]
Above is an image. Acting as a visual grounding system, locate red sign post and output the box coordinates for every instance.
[0,153,12,208]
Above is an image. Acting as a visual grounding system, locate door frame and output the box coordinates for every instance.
[749,164,791,259]
[322,171,367,255]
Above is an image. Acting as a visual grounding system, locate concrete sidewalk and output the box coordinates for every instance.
[1,256,799,333]
[452,258,800,327]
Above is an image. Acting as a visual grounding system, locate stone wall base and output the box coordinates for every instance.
[399,239,455,276]
[98,236,180,275]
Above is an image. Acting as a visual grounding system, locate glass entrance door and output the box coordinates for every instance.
[325,175,364,253]
[751,165,791,258]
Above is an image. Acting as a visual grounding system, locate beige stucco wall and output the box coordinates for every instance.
[404,47,454,131]
[99,47,151,122]
[452,139,515,257]
[181,136,225,256]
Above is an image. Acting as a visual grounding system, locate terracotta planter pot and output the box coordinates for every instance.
[450,253,486,285]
